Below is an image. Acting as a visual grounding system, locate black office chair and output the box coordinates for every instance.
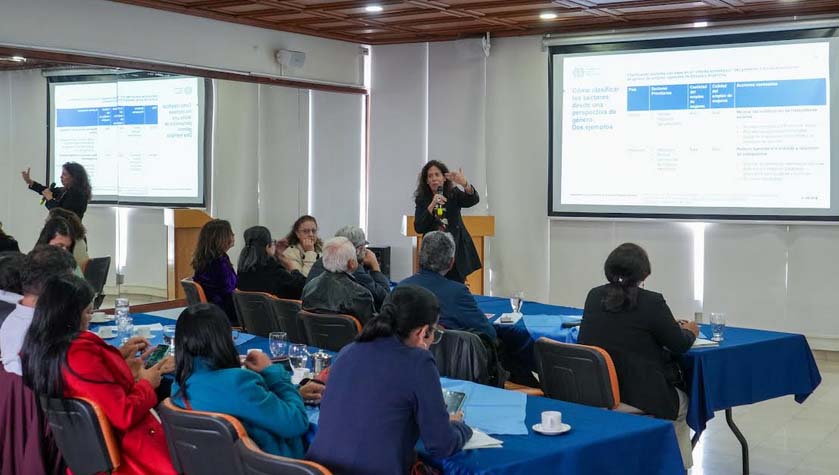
[367,246,391,279]
[271,298,306,344]
[298,310,361,352]
[430,329,490,385]
[534,338,621,409]
[181,277,208,306]
[236,437,332,475]
[233,290,280,337]
[0,301,14,327]
[83,256,111,310]
[41,396,120,475]
[158,398,246,475]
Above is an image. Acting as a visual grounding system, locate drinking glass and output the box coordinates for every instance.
[269,332,288,359]
[114,297,133,344]
[710,312,726,342]
[510,291,524,313]
[163,325,176,346]
[289,344,310,370]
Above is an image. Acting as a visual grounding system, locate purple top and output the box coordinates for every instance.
[193,254,238,323]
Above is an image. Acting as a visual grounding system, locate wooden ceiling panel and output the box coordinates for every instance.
[107,0,839,44]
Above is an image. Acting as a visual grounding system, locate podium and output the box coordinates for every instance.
[165,209,212,300]
[403,215,494,295]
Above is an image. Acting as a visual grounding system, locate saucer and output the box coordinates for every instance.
[532,422,571,435]
[91,312,113,323]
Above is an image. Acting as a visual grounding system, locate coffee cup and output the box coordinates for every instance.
[135,326,152,338]
[98,327,116,339]
[541,411,562,430]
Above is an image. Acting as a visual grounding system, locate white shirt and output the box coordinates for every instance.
[0,302,35,375]
[0,290,22,304]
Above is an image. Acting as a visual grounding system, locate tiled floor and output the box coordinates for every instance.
[690,358,839,475]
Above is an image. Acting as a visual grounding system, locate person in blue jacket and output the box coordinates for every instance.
[170,304,311,458]
[306,285,472,475]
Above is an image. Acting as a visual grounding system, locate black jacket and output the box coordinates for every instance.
[578,284,696,420]
[237,261,307,300]
[301,271,375,325]
[414,186,481,281]
[29,182,88,220]
[306,259,390,310]
[0,236,20,253]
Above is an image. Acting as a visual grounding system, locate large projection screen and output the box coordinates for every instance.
[48,73,211,207]
[549,28,839,221]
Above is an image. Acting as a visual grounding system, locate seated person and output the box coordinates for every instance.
[237,226,306,300]
[0,251,25,305]
[20,274,176,475]
[35,217,83,278]
[301,237,375,325]
[282,215,323,277]
[399,231,496,341]
[306,286,472,474]
[192,219,238,323]
[1,245,75,374]
[307,225,390,310]
[577,242,698,470]
[47,208,89,270]
[0,222,19,253]
[170,304,315,458]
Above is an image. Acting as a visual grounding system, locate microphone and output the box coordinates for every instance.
[435,185,444,217]
[40,183,56,205]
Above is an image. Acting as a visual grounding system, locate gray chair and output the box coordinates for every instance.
[41,396,120,475]
[180,277,208,306]
[0,301,14,327]
[237,437,332,475]
[83,256,111,310]
[534,338,621,409]
[298,310,361,352]
[233,290,280,337]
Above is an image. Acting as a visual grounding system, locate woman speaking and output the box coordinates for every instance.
[413,160,481,283]
[21,162,92,220]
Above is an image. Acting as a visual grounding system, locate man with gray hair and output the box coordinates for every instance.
[306,225,390,309]
[301,236,375,324]
[399,231,496,341]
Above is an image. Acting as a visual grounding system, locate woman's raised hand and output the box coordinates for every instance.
[444,168,468,188]
[21,167,33,186]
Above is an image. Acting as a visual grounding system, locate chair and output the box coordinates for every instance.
[367,246,391,279]
[233,290,280,337]
[83,256,111,310]
[41,396,119,475]
[534,337,620,409]
[298,310,361,352]
[158,398,246,475]
[181,277,208,306]
[237,437,332,475]
[0,300,14,327]
[271,298,306,344]
[430,329,490,385]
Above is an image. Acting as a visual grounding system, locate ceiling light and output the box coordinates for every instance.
[365,5,383,13]
[693,21,709,28]
[540,12,558,20]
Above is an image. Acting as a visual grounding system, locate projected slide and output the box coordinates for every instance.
[52,76,204,204]
[557,42,830,211]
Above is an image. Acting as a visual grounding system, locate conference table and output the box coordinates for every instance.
[474,295,823,475]
[91,313,685,475]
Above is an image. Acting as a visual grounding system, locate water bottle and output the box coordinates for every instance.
[115,297,133,344]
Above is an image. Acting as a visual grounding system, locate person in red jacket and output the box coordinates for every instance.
[20,274,176,475]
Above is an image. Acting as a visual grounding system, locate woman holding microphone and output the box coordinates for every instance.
[21,162,92,220]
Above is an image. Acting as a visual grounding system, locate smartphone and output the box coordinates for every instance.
[144,344,170,369]
[442,389,466,415]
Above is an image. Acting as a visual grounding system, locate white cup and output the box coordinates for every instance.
[98,327,116,339]
[541,411,562,430]
[135,327,152,338]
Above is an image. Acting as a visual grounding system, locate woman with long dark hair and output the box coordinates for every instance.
[307,285,472,474]
[170,304,310,457]
[282,215,323,277]
[35,217,83,278]
[20,274,175,475]
[237,226,306,299]
[192,219,237,323]
[413,160,481,283]
[47,208,88,269]
[21,162,92,220]
[577,243,699,470]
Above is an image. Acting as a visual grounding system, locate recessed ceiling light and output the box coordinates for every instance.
[365,5,383,13]
[540,12,558,20]
[693,21,709,28]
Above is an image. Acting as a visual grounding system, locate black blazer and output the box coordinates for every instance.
[578,284,696,420]
[414,186,481,280]
[29,182,89,220]
[237,261,307,300]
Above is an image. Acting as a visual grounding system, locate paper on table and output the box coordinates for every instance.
[692,338,719,348]
[495,313,523,325]
[463,428,503,450]
[134,323,164,332]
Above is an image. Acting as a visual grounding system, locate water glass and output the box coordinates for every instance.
[510,291,524,313]
[710,312,726,342]
[269,332,288,359]
[289,344,310,371]
[114,297,132,343]
[163,325,176,346]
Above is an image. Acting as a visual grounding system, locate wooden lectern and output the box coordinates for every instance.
[165,209,212,300]
[403,215,495,295]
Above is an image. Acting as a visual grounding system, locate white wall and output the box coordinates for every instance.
[369,37,839,349]
[0,0,362,87]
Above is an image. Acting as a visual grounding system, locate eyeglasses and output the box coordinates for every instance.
[431,325,444,345]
